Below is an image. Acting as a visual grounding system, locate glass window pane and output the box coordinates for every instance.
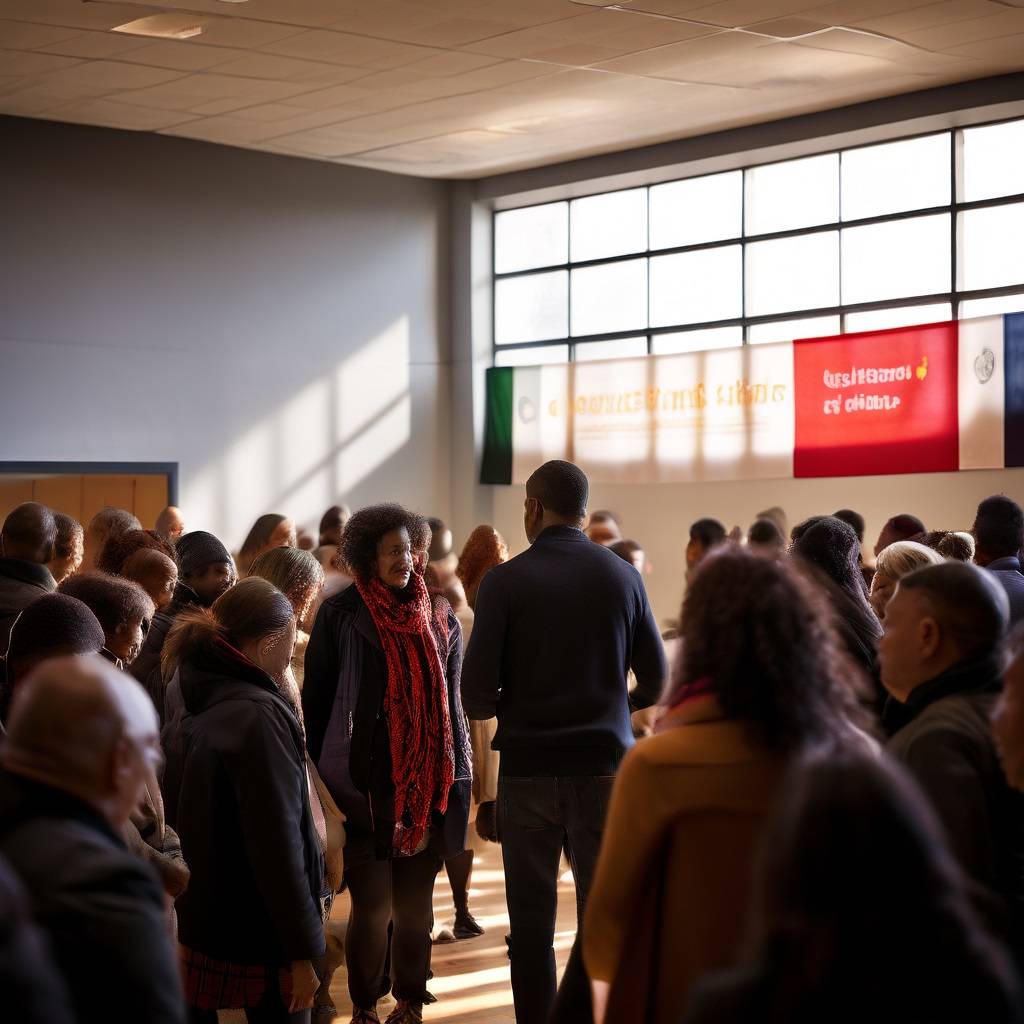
[570,189,647,262]
[652,326,742,354]
[841,134,950,220]
[495,271,567,345]
[748,315,840,345]
[745,153,839,235]
[649,171,741,249]
[746,232,839,317]
[494,344,568,367]
[960,292,1024,319]
[844,303,952,333]
[649,245,741,327]
[575,337,648,362]
[570,259,647,337]
[962,119,1024,202]
[841,213,950,305]
[494,203,567,273]
[960,203,1024,291]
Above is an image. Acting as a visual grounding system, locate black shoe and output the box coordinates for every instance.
[453,909,485,939]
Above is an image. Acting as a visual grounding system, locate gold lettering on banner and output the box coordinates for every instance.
[553,379,787,417]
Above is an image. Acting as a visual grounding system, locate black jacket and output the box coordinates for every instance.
[303,584,472,865]
[0,557,55,654]
[0,770,184,1024]
[0,852,77,1024]
[886,656,1024,943]
[166,641,325,965]
[461,525,667,775]
[130,583,200,721]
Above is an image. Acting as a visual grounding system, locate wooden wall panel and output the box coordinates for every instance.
[33,476,84,521]
[134,475,168,529]
[82,475,135,526]
[0,478,34,527]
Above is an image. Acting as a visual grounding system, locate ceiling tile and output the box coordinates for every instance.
[113,41,246,72]
[0,19,80,49]
[0,0,152,30]
[828,0,1002,34]
[892,7,1024,47]
[114,72,310,113]
[0,48,82,77]
[189,17,308,50]
[208,52,367,83]
[259,29,442,69]
[24,59,188,100]
[27,31,157,61]
[43,96,199,130]
[678,0,833,26]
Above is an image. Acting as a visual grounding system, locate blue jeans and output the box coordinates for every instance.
[498,774,616,1023]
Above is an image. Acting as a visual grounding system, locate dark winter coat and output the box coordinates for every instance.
[0,557,55,653]
[302,584,472,866]
[0,770,184,1024]
[166,641,326,965]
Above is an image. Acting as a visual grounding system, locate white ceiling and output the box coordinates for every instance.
[2,0,1024,178]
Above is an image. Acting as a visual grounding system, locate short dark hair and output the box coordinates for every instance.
[919,530,975,563]
[88,507,141,538]
[689,518,726,549]
[96,529,174,575]
[974,495,1024,559]
[887,513,926,542]
[590,510,621,528]
[899,561,1009,660]
[1,502,56,563]
[609,539,643,563]
[427,517,452,561]
[59,572,155,636]
[53,512,83,559]
[526,461,588,519]
[833,508,865,543]
[748,518,785,548]
[338,504,426,583]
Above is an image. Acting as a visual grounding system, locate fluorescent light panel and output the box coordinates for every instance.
[111,15,203,40]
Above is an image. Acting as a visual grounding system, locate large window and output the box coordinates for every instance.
[492,117,1024,365]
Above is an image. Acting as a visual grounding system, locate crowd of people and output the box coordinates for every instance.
[0,471,1023,1023]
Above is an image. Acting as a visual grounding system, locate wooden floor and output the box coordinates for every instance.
[327,835,579,1023]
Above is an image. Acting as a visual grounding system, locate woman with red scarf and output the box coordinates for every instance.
[303,505,471,1024]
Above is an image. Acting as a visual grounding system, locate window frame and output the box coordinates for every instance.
[491,115,1024,363]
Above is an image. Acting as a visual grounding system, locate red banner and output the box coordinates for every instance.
[793,322,959,478]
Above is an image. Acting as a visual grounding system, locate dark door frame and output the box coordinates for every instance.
[0,461,179,504]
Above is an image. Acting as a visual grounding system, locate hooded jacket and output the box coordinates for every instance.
[166,640,325,965]
[302,583,472,865]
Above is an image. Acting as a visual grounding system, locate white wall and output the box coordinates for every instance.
[487,469,1024,627]
[0,115,452,549]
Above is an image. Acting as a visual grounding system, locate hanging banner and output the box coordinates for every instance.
[793,322,959,478]
[482,313,1022,485]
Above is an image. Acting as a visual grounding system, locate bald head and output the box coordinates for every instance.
[1,502,56,563]
[2,655,159,829]
[121,548,178,612]
[155,506,185,543]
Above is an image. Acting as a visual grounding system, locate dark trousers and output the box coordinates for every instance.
[344,845,444,1010]
[498,774,616,1024]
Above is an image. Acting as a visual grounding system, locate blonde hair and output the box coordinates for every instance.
[875,541,944,581]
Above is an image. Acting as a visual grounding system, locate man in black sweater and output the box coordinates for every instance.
[462,460,666,1023]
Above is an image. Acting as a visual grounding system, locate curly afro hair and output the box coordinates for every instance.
[336,503,427,582]
[59,571,156,635]
[96,529,175,575]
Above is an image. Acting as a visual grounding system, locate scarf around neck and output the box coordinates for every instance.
[357,573,455,856]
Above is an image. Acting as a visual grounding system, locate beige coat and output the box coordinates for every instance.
[583,698,786,1023]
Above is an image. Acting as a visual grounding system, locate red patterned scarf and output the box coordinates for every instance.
[357,573,455,856]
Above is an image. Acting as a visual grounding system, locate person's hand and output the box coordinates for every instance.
[631,705,660,738]
[475,801,497,843]
[289,959,319,1013]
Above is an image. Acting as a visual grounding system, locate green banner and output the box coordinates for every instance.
[480,367,514,484]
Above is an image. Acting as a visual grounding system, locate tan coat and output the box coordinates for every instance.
[583,699,786,1024]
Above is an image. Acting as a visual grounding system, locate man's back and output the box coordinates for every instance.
[0,771,184,1024]
[0,557,54,651]
[462,525,666,775]
[985,556,1024,626]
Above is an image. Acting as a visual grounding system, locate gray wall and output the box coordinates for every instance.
[0,115,451,548]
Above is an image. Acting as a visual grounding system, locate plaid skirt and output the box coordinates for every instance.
[180,945,293,1011]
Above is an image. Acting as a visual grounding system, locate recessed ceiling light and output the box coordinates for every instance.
[111,15,203,40]
[216,0,250,4]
